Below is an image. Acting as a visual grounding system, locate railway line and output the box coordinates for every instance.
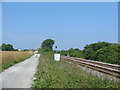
[61,56,120,79]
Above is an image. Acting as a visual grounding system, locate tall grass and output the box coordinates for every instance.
[32,52,120,88]
[0,51,33,71]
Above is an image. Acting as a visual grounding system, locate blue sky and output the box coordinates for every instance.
[2,2,118,50]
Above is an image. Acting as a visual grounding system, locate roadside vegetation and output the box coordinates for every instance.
[33,39,120,88]
[0,51,33,71]
[60,42,120,65]
[32,52,120,88]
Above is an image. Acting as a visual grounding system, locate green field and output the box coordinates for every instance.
[32,52,120,88]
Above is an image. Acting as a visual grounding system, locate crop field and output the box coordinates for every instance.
[0,51,33,71]
[32,52,120,88]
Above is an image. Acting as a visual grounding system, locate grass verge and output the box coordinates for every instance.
[32,52,120,88]
[0,51,34,71]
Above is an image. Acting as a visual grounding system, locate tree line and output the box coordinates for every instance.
[0,43,34,51]
[7,38,116,65]
[0,43,16,51]
[39,39,119,65]
[60,42,120,65]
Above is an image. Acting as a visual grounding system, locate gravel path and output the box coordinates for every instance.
[0,54,40,89]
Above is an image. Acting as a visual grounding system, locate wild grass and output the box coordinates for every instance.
[32,52,120,88]
[0,51,33,71]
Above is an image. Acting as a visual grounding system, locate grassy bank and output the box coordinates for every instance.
[0,51,33,71]
[32,52,120,88]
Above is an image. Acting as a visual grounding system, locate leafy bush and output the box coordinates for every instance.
[83,42,111,60]
[60,48,84,58]
[83,42,120,65]
[60,42,120,65]
[96,44,120,64]
[60,50,69,56]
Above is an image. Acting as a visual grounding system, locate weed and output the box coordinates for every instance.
[32,52,120,88]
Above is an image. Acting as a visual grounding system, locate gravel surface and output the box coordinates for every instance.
[0,54,40,89]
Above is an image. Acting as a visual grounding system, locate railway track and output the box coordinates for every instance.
[61,56,120,78]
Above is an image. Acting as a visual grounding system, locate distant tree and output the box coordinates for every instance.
[83,42,111,60]
[60,50,69,56]
[23,49,29,51]
[41,39,55,52]
[60,42,119,65]
[31,49,36,52]
[0,45,2,50]
[6,44,14,51]
[1,43,6,51]
[96,43,120,64]
[14,49,19,51]
[68,48,84,58]
[1,43,14,51]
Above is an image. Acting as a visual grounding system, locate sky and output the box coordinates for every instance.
[2,2,118,50]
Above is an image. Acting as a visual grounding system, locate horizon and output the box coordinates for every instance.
[2,2,118,50]
[1,41,119,51]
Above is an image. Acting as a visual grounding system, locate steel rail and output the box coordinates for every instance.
[61,56,120,78]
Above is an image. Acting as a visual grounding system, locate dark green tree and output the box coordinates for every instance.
[23,49,29,51]
[60,42,119,65]
[41,39,55,52]
[1,43,14,51]
[96,44,120,64]
[1,43,6,51]
[0,45,2,50]
[60,50,69,56]
[83,42,111,60]
[6,44,14,51]
[68,48,84,58]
